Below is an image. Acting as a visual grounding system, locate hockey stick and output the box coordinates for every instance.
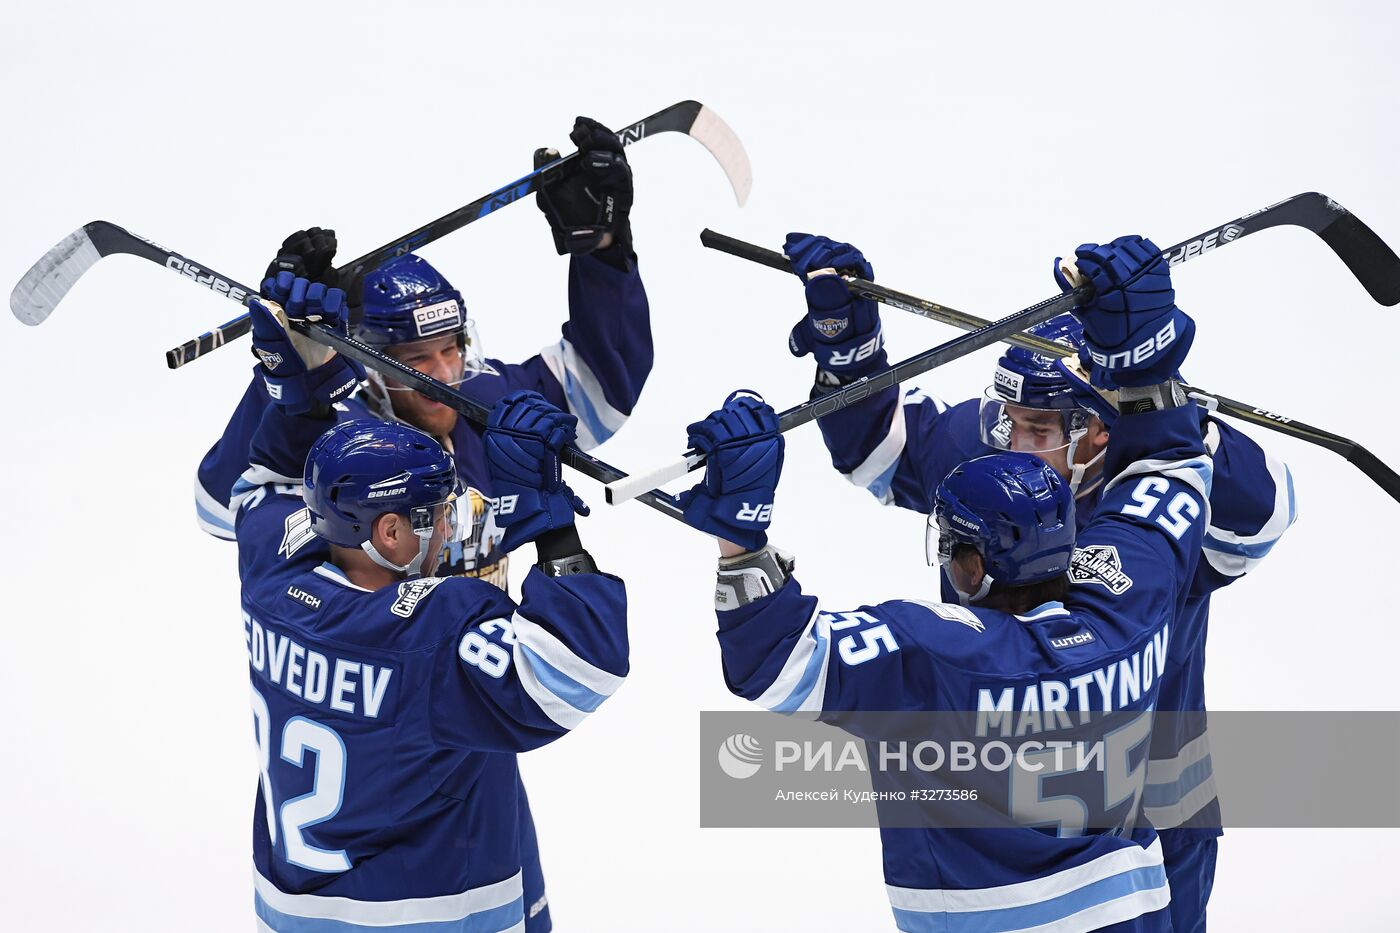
[8,101,752,354]
[11,222,688,521]
[158,100,748,368]
[700,230,1400,505]
[603,287,1090,505]
[603,194,1400,506]
[303,324,688,523]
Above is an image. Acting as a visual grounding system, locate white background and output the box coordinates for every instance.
[2,2,1397,930]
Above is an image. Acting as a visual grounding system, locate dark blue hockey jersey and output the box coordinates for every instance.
[813,382,1294,837]
[199,252,653,590]
[234,406,629,933]
[717,407,1214,932]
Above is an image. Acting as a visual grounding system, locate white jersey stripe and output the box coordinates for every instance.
[538,338,628,450]
[1203,448,1296,577]
[253,867,522,925]
[887,837,1163,914]
[752,606,833,714]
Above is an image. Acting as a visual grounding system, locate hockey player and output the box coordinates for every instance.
[235,280,626,933]
[197,116,652,591]
[198,117,649,929]
[678,237,1213,931]
[777,233,1296,932]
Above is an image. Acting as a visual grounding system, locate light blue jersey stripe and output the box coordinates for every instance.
[866,459,901,501]
[1203,533,1280,559]
[255,893,524,933]
[558,365,614,445]
[1144,756,1213,809]
[1283,465,1297,526]
[518,643,608,713]
[770,630,830,713]
[892,864,1167,933]
[1184,456,1214,498]
[196,499,235,533]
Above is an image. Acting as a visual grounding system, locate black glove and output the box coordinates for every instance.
[534,116,634,258]
[261,226,370,321]
[263,227,338,284]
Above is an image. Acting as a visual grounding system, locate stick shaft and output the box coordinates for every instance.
[700,225,1400,504]
[604,287,1088,505]
[165,101,726,368]
[608,195,1396,508]
[299,325,686,521]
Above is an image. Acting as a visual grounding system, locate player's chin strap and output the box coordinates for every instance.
[360,370,402,424]
[361,506,443,579]
[1069,446,1106,497]
[953,571,995,607]
[362,537,434,579]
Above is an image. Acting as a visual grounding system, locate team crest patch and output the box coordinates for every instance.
[255,348,284,370]
[391,577,447,618]
[1069,545,1134,595]
[813,317,848,339]
[279,507,318,559]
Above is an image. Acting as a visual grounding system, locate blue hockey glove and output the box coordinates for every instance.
[674,391,784,551]
[485,390,590,553]
[1055,235,1196,388]
[784,233,874,282]
[248,274,363,416]
[784,233,885,376]
[534,116,633,257]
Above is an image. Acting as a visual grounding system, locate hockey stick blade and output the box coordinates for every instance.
[11,220,254,333]
[1346,445,1400,503]
[1165,192,1400,306]
[162,100,751,369]
[703,228,1400,505]
[10,226,104,325]
[602,287,1086,505]
[14,214,689,520]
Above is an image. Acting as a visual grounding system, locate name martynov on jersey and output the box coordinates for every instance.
[232,407,629,933]
[195,251,654,589]
[811,380,1295,836]
[715,406,1213,933]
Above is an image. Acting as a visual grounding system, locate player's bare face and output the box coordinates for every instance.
[383,335,465,439]
[1005,406,1072,478]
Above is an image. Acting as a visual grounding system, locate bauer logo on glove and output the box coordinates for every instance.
[1085,318,1181,373]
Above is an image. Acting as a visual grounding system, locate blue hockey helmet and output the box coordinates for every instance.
[353,253,486,381]
[357,254,467,346]
[303,420,466,577]
[979,315,1101,490]
[928,452,1075,603]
